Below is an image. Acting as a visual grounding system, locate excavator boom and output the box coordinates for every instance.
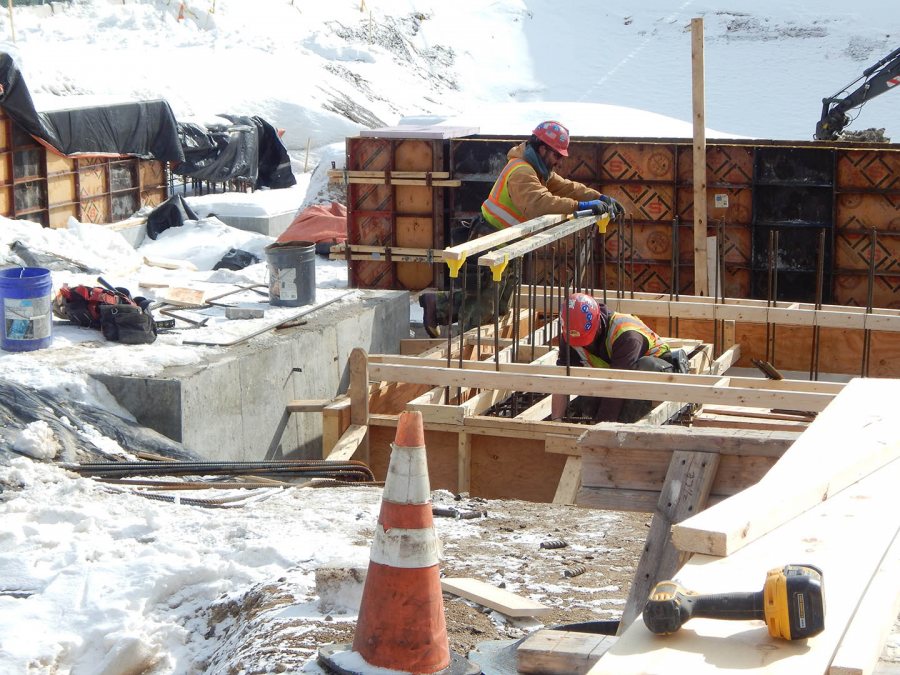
[815,46,900,140]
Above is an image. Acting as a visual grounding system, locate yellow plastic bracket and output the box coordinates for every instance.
[445,255,466,279]
[596,213,610,235]
[489,254,509,282]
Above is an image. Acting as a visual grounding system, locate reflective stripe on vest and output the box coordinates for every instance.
[481,159,532,230]
[572,313,669,368]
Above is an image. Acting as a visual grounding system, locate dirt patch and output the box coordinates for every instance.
[200,493,648,672]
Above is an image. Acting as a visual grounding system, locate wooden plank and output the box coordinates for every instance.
[367,362,834,412]
[671,378,900,557]
[332,176,460,186]
[828,527,900,675]
[552,455,582,505]
[516,394,553,421]
[579,425,798,456]
[518,629,617,675]
[157,287,205,307]
[457,432,471,494]
[692,17,709,297]
[321,398,350,455]
[286,399,332,413]
[442,213,570,261]
[440,577,553,618]
[324,424,367,461]
[327,169,451,179]
[618,451,720,632]
[479,216,606,267]
[590,458,900,675]
[348,348,370,463]
[368,354,843,395]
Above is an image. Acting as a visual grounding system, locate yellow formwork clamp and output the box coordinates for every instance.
[489,254,509,282]
[596,213,611,235]
[445,255,467,279]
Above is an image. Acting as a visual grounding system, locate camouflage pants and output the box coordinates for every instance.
[431,217,521,332]
[432,264,520,332]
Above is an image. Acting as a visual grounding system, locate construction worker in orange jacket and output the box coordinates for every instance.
[551,292,684,423]
[419,121,625,337]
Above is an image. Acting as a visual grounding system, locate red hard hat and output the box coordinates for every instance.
[561,293,600,346]
[532,120,570,157]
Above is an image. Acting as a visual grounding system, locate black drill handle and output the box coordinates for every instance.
[689,590,765,622]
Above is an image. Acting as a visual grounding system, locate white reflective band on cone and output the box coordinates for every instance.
[383,445,431,504]
[370,525,441,568]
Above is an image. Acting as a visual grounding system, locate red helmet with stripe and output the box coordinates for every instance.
[561,293,600,346]
[532,120,570,157]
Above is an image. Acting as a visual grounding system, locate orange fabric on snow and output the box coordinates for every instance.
[277,202,347,244]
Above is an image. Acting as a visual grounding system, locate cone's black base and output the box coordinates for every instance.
[318,643,481,675]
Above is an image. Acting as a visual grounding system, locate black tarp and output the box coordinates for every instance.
[174,114,296,189]
[0,53,296,189]
[0,53,184,161]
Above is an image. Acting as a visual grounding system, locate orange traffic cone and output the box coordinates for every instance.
[318,410,477,675]
[177,2,185,21]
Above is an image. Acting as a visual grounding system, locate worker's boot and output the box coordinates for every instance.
[419,293,441,338]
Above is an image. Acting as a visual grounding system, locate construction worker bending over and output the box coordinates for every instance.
[551,293,687,424]
[420,120,625,337]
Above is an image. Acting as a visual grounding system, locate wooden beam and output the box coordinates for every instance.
[348,348,370,463]
[368,354,843,395]
[579,425,798,457]
[691,17,708,297]
[479,215,606,267]
[671,377,900,557]
[367,361,835,412]
[518,630,616,675]
[590,458,900,675]
[441,577,553,618]
[520,289,900,334]
[286,399,332,413]
[457,432,471,494]
[552,456,582,505]
[442,213,570,261]
[618,451,720,632]
[828,526,900,675]
[324,424,367,461]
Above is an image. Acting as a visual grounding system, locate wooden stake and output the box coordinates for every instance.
[304,137,311,173]
[8,0,15,44]
[691,18,708,296]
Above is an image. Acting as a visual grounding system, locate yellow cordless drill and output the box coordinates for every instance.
[642,564,825,640]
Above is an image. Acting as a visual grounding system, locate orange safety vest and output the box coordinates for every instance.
[481,159,532,230]
[573,313,670,368]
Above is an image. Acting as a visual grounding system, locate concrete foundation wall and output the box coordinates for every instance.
[98,290,408,461]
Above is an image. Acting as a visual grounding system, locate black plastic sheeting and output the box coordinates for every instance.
[146,194,198,240]
[0,53,296,190]
[176,114,296,189]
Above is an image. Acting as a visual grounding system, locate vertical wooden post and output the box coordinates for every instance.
[349,348,370,463]
[7,0,15,44]
[457,432,471,494]
[691,18,709,296]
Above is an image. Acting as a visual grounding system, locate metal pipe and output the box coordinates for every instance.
[810,228,826,380]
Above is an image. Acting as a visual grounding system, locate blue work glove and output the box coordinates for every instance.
[599,194,626,219]
[576,200,610,216]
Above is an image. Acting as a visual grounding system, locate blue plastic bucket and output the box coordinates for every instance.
[0,267,53,352]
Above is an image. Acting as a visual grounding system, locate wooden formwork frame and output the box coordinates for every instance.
[315,291,852,506]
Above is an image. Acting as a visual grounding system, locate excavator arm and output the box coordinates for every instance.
[815,46,900,140]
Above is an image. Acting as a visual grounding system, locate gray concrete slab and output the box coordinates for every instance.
[97,290,408,461]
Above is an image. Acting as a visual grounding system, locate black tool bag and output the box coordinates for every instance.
[100,304,158,345]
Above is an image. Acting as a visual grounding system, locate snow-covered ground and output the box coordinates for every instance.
[1,1,899,672]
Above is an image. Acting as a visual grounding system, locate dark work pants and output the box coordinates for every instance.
[572,355,674,423]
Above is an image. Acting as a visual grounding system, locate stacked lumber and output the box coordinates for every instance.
[587,377,900,674]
